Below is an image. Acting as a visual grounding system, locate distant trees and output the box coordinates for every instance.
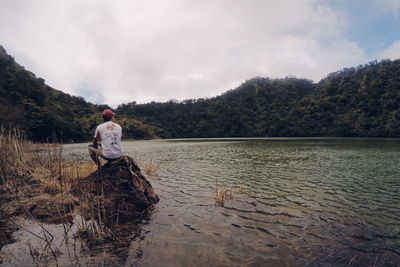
[0,46,160,142]
[117,60,400,138]
[1,44,400,141]
[117,77,316,138]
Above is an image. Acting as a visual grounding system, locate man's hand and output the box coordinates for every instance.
[92,132,101,149]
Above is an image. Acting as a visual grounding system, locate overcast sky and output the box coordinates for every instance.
[1,0,400,106]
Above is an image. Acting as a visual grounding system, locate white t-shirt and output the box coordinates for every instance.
[94,121,123,159]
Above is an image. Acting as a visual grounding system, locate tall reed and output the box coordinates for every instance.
[0,126,35,188]
[0,128,144,265]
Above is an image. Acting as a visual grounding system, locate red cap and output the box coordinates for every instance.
[102,109,115,116]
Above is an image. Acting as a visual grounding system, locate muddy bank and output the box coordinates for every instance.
[0,179,37,251]
[0,179,75,264]
[0,155,159,265]
[0,207,17,264]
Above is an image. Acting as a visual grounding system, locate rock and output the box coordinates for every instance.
[71,156,159,220]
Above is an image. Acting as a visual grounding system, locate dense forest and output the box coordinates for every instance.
[0,46,161,142]
[117,60,400,138]
[1,45,399,141]
[117,78,315,137]
[287,61,400,137]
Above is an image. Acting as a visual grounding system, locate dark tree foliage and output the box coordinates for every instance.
[1,44,400,140]
[289,60,400,137]
[117,60,400,138]
[0,46,159,142]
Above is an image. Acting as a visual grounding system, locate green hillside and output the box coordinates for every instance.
[117,77,314,137]
[1,45,399,141]
[117,60,400,138]
[288,60,400,137]
[0,46,161,142]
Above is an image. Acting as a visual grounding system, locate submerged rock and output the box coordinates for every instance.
[71,156,159,220]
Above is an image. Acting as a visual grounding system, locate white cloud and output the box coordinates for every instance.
[376,0,400,12]
[0,0,367,106]
[379,40,400,59]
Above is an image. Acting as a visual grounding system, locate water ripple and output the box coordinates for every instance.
[63,138,400,266]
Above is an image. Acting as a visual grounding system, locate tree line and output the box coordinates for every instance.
[117,59,400,138]
[0,46,160,142]
[1,44,399,141]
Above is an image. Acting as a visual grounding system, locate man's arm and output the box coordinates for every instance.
[93,131,101,148]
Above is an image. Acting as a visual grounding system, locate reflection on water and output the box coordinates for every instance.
[0,213,153,266]
[15,139,400,265]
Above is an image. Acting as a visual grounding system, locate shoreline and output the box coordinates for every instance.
[0,130,159,265]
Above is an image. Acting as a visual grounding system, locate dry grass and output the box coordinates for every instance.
[0,127,119,257]
[213,185,244,206]
[35,161,96,195]
[0,128,159,266]
[63,161,97,181]
[0,126,95,196]
[142,159,160,176]
[0,127,36,187]
[232,185,244,193]
[214,188,233,206]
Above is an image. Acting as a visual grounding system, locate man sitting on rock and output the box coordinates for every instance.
[88,109,123,166]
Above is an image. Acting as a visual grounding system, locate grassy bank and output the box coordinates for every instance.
[0,127,96,220]
[0,128,136,265]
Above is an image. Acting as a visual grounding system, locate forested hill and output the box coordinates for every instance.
[117,60,400,138]
[287,60,400,137]
[117,78,315,137]
[1,44,400,141]
[0,46,161,142]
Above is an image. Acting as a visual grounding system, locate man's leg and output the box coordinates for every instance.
[88,144,102,166]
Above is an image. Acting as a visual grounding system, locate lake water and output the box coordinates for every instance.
[3,138,400,266]
[61,138,400,266]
